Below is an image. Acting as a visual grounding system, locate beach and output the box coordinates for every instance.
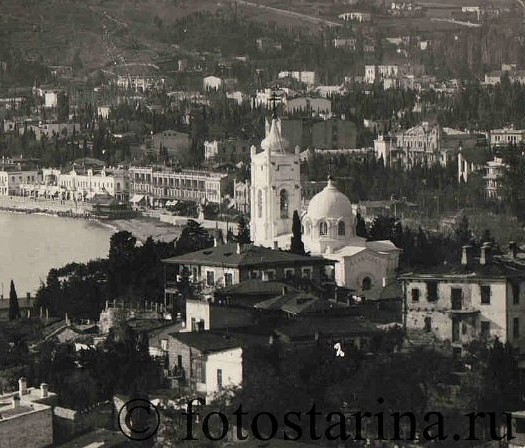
[106,217,182,243]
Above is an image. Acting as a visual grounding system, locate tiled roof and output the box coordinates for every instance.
[399,255,525,280]
[255,292,345,315]
[218,280,299,297]
[163,243,332,268]
[169,331,242,354]
[275,316,380,339]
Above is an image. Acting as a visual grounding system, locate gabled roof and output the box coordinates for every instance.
[218,280,299,297]
[162,243,333,268]
[399,256,525,280]
[275,315,380,339]
[169,331,241,354]
[255,292,343,315]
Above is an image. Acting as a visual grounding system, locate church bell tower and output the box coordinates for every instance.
[250,98,301,249]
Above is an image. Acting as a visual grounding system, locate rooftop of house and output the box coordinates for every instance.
[55,429,131,448]
[162,243,333,269]
[255,291,346,316]
[275,315,380,339]
[0,400,50,421]
[217,279,300,298]
[459,146,492,164]
[359,281,403,301]
[169,330,242,354]
[399,250,525,280]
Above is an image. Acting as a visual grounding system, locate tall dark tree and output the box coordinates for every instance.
[355,212,368,238]
[237,216,251,245]
[290,210,306,255]
[455,214,471,246]
[8,280,20,321]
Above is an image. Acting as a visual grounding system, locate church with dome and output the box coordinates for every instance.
[250,113,401,292]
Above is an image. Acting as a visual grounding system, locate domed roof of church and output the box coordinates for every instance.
[261,118,289,153]
[306,177,353,221]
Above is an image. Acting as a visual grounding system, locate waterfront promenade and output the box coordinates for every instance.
[0,195,93,217]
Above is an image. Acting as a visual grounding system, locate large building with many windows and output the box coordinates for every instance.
[399,243,525,354]
[128,167,230,205]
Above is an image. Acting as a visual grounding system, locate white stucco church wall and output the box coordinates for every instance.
[249,114,401,291]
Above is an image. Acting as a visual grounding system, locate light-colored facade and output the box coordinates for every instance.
[116,74,165,92]
[400,245,525,354]
[301,179,400,290]
[490,128,525,147]
[203,76,223,91]
[338,12,372,22]
[0,168,39,195]
[233,180,250,214]
[250,117,301,249]
[484,156,507,200]
[129,167,229,204]
[204,139,251,164]
[365,65,399,84]
[167,332,243,400]
[278,71,317,86]
[151,130,191,157]
[0,378,56,448]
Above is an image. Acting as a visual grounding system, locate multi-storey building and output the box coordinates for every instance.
[204,138,252,164]
[364,65,399,84]
[375,123,484,169]
[484,156,507,201]
[128,167,229,205]
[57,167,127,200]
[399,244,525,355]
[490,127,525,147]
[233,180,250,214]
[0,167,39,195]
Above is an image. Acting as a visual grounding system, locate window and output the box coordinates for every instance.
[514,318,520,338]
[177,355,182,368]
[513,283,520,305]
[411,288,420,302]
[266,270,275,281]
[280,189,289,218]
[451,288,463,310]
[481,285,491,304]
[338,221,345,236]
[191,317,197,331]
[481,321,490,339]
[206,271,215,286]
[285,268,294,280]
[224,273,233,286]
[319,221,328,236]
[427,281,438,302]
[517,418,525,435]
[161,339,168,351]
[362,277,372,291]
[257,190,263,218]
[217,369,223,389]
[302,268,312,279]
[250,271,258,280]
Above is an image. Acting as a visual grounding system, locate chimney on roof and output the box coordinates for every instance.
[18,377,27,396]
[11,394,20,410]
[461,245,473,266]
[40,383,48,399]
[236,242,242,254]
[480,242,493,265]
[509,241,518,259]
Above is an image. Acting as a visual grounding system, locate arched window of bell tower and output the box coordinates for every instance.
[280,189,289,219]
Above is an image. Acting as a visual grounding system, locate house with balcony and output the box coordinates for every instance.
[166,331,242,401]
[399,243,525,355]
[162,242,335,312]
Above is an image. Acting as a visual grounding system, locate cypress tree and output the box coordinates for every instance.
[290,210,306,255]
[9,280,20,321]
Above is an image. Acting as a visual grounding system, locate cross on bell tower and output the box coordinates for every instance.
[268,92,281,119]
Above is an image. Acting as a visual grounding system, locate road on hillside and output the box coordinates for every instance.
[235,0,343,27]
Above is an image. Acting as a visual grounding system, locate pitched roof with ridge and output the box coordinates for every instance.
[168,331,242,354]
[162,243,333,268]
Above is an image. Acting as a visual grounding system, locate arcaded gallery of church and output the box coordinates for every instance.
[250,114,401,292]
